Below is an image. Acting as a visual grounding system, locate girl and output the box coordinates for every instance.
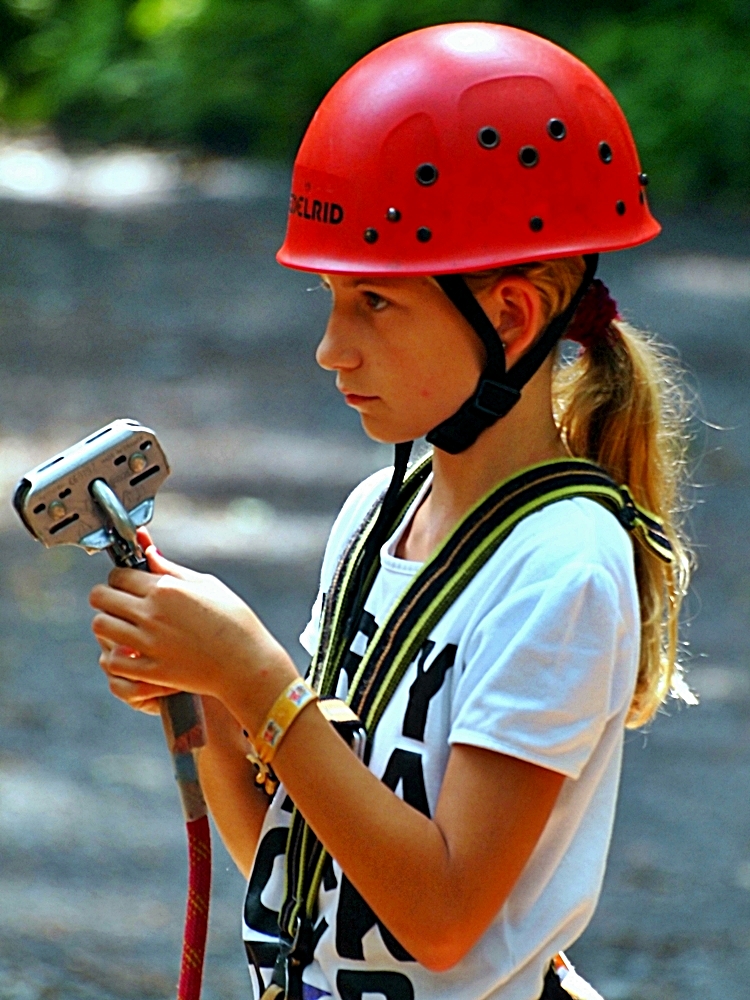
[89,23,693,1000]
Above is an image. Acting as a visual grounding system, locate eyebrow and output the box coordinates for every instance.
[320,275,401,290]
[352,277,397,288]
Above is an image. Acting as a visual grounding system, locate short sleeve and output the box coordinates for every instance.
[449,560,627,779]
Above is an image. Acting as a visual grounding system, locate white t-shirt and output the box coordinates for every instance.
[243,466,640,1000]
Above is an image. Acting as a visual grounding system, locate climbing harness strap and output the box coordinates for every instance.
[267,457,673,997]
[310,452,433,698]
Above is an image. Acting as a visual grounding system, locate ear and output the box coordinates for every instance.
[475,276,545,369]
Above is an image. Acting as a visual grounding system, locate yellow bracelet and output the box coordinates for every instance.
[255,679,319,765]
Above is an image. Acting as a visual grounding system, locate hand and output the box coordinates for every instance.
[105,674,182,715]
[89,531,299,732]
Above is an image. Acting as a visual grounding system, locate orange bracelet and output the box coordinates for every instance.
[255,679,319,765]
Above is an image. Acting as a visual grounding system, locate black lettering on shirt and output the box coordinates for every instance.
[337,970,414,1000]
[322,852,338,892]
[334,749,429,961]
[381,748,431,817]
[313,916,329,951]
[335,875,414,961]
[402,642,457,742]
[244,826,287,937]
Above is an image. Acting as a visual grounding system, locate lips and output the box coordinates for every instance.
[339,387,378,406]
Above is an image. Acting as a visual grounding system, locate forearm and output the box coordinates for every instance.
[268,706,466,968]
[197,696,270,879]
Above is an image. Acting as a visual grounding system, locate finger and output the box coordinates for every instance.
[115,644,142,659]
[90,583,144,624]
[107,673,179,701]
[92,612,147,652]
[106,567,154,596]
[144,545,202,582]
[107,675,174,715]
[100,652,157,686]
[98,643,173,685]
[136,526,154,551]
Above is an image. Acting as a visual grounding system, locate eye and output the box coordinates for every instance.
[363,290,388,311]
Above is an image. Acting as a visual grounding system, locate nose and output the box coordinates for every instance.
[315,308,362,373]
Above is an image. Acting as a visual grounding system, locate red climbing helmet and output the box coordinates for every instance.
[277,22,659,276]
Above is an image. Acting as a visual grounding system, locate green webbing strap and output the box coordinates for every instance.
[279,453,432,958]
[309,453,433,696]
[277,456,673,961]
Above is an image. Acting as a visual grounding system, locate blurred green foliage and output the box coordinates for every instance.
[0,0,747,204]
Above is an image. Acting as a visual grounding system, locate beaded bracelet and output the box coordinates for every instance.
[255,678,319,766]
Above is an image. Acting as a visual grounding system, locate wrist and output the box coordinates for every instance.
[223,639,300,737]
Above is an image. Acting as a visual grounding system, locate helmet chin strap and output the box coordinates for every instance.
[427,253,599,455]
[346,254,598,639]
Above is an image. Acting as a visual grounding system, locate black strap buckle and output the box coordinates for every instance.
[474,379,521,418]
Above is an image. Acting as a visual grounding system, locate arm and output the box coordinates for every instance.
[196,696,270,878]
[90,547,564,970]
[269,702,563,971]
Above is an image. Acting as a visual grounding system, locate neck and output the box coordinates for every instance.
[398,363,566,561]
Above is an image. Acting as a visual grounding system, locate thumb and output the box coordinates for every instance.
[136,526,154,550]
[143,543,202,581]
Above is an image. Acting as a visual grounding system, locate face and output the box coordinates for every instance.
[315,275,486,443]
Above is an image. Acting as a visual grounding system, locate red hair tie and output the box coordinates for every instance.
[564,278,620,348]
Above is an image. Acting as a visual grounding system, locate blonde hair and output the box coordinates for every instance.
[465,257,694,727]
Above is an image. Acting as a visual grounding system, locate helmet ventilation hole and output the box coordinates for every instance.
[529,216,544,232]
[416,226,432,242]
[519,146,539,168]
[415,163,439,185]
[364,228,379,243]
[386,207,401,222]
[477,126,500,149]
[639,191,645,204]
[616,201,626,215]
[547,118,566,140]
[599,141,613,164]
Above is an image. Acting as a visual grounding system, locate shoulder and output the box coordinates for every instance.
[459,495,639,648]
[319,465,393,585]
[497,495,636,593]
[329,465,393,550]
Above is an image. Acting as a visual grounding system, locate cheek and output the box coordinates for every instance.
[411,336,482,408]
[370,334,481,441]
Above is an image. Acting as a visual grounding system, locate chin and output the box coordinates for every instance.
[359,414,433,444]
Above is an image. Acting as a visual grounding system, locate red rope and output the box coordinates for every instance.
[177,814,212,1000]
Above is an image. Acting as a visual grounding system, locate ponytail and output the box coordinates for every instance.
[465,257,694,727]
